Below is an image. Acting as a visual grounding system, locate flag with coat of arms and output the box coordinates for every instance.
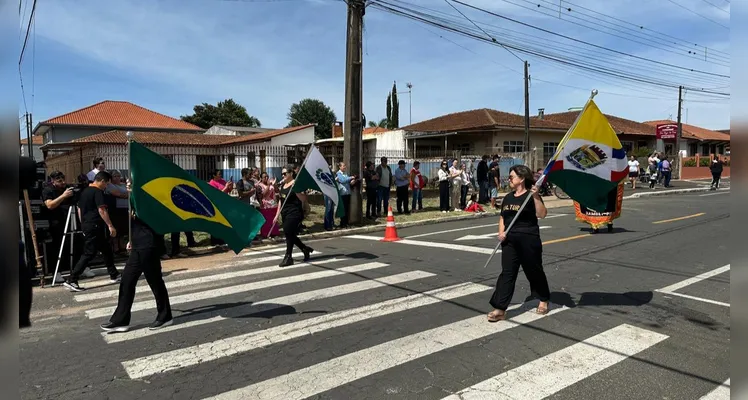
[293,146,345,218]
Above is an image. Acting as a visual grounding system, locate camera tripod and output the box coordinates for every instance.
[51,205,80,287]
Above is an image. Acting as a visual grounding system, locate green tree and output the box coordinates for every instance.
[390,82,399,129]
[181,99,261,129]
[286,98,337,140]
[386,93,392,128]
[368,118,388,128]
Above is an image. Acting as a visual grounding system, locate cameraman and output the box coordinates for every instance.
[42,171,76,276]
[63,171,121,292]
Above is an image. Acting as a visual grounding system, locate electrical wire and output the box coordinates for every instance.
[663,0,729,29]
[444,0,524,62]
[370,0,729,97]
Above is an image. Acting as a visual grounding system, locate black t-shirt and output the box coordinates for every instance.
[500,191,543,236]
[42,185,74,229]
[130,215,164,250]
[488,169,500,187]
[279,185,303,218]
[77,186,108,227]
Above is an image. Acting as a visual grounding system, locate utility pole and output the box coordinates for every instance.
[676,85,683,157]
[523,61,530,152]
[344,0,365,225]
[25,112,34,160]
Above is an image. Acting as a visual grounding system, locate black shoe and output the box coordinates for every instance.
[607,224,613,233]
[279,257,294,267]
[149,319,173,330]
[101,322,129,332]
[302,247,314,262]
[63,280,85,292]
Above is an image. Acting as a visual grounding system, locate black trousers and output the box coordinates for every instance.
[171,231,196,255]
[711,172,721,188]
[282,213,307,258]
[69,224,118,283]
[490,233,551,311]
[340,194,351,227]
[396,185,409,213]
[20,241,32,328]
[439,181,450,211]
[366,189,377,218]
[110,248,172,325]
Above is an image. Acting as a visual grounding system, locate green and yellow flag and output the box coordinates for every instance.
[129,140,265,254]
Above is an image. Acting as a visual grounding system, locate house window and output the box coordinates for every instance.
[163,154,175,163]
[637,141,648,150]
[701,145,709,156]
[503,141,524,153]
[621,141,634,154]
[228,154,236,169]
[542,142,559,159]
[247,152,257,168]
[452,143,471,154]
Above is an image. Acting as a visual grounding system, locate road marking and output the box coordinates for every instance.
[657,265,730,293]
[652,212,705,224]
[408,223,497,239]
[203,304,569,400]
[85,262,391,319]
[455,227,551,241]
[346,235,496,255]
[542,234,590,245]
[657,291,730,307]
[442,324,669,400]
[406,214,567,239]
[75,254,338,302]
[105,270,444,345]
[121,282,490,376]
[699,378,730,399]
[699,191,729,197]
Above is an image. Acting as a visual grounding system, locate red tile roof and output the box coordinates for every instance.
[20,136,43,145]
[39,100,203,131]
[363,126,389,135]
[401,108,569,133]
[64,124,315,147]
[538,111,656,136]
[644,120,730,141]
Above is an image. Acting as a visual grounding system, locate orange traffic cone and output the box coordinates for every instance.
[381,206,402,242]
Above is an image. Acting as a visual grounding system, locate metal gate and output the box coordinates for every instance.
[196,155,218,182]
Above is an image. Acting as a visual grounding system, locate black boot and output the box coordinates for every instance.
[279,255,294,267]
[303,247,314,262]
[607,224,613,233]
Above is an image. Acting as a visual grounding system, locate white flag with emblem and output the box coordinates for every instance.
[293,146,344,217]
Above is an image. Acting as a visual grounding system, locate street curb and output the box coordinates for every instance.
[623,187,727,199]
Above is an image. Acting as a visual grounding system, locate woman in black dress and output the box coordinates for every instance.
[488,165,551,322]
[273,164,314,267]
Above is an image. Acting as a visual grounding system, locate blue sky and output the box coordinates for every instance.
[16,0,731,136]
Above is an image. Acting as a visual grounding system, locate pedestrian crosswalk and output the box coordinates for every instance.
[69,247,729,399]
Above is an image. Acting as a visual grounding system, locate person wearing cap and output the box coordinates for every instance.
[394,160,410,215]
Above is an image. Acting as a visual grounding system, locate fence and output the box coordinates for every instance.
[680,154,730,180]
[43,143,540,190]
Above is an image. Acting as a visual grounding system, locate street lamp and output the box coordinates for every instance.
[406,82,413,125]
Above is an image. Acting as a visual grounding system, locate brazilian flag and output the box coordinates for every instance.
[129,140,265,254]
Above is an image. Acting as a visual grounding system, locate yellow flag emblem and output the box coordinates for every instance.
[141,177,232,228]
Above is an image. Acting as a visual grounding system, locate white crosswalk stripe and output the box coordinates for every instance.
[66,254,725,399]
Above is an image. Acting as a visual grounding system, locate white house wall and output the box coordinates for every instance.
[269,126,315,146]
[373,130,405,151]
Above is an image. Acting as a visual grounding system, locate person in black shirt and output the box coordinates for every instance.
[488,165,551,322]
[273,164,314,267]
[363,161,379,220]
[101,203,173,332]
[42,171,76,274]
[64,171,121,291]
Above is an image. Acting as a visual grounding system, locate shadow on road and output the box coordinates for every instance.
[538,290,654,309]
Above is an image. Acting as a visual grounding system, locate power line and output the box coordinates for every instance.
[381,0,728,90]
[505,0,729,65]
[697,0,730,14]
[444,0,523,62]
[663,0,730,29]
[371,0,729,96]
[448,0,729,78]
[18,0,36,65]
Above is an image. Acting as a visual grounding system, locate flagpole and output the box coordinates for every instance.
[482,90,598,269]
[126,131,133,244]
[267,140,317,239]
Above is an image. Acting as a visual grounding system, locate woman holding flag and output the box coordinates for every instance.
[274,164,314,267]
[487,165,551,322]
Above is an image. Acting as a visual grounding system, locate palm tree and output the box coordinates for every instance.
[368,118,388,128]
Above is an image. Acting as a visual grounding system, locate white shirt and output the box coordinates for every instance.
[438,169,449,181]
[449,166,462,186]
[628,160,639,172]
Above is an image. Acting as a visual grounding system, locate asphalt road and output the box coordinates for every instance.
[20,190,731,400]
